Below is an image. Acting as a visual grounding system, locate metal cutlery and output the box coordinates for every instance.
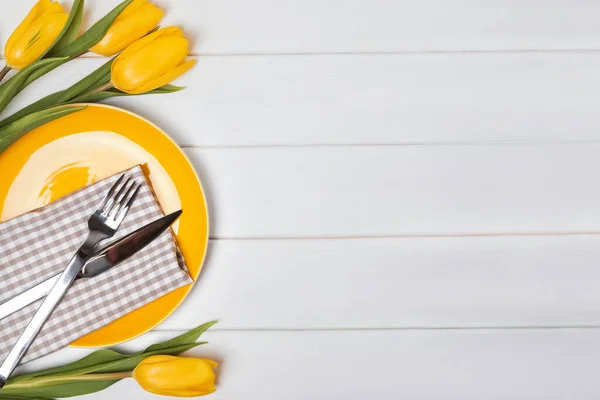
[0,175,140,388]
[0,210,182,321]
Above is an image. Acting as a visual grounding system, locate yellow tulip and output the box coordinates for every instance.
[4,0,68,69]
[111,26,196,94]
[90,0,164,57]
[133,355,218,397]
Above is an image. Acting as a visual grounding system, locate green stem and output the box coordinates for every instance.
[5,371,132,389]
[0,65,10,82]
[71,81,114,102]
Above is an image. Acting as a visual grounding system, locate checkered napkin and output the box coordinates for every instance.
[0,166,193,363]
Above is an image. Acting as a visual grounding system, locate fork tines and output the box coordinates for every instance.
[96,174,141,226]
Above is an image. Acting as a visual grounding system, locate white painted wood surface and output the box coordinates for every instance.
[3,0,600,398]
[3,0,600,54]
[19,329,600,399]
[162,235,600,330]
[8,54,600,145]
[185,144,600,237]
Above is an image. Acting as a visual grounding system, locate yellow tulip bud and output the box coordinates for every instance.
[111,26,196,94]
[133,355,218,397]
[90,0,164,57]
[4,0,68,69]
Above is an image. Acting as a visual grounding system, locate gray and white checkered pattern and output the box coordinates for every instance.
[0,166,193,363]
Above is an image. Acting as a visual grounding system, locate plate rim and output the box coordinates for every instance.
[73,103,210,347]
[1,102,210,347]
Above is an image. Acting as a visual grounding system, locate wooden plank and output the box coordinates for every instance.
[186,144,600,237]
[2,0,600,55]
[112,52,600,146]
[20,328,600,399]
[7,53,600,146]
[3,127,600,237]
[161,235,600,330]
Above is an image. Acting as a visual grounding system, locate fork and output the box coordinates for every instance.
[0,174,140,388]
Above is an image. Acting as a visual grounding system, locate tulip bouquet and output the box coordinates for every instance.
[0,0,195,153]
[0,322,218,398]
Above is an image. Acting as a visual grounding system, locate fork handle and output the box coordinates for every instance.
[0,252,86,388]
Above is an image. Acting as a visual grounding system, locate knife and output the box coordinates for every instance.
[0,210,182,321]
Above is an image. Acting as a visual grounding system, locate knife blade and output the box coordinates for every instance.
[0,210,182,321]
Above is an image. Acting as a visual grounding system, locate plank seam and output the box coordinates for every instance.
[152,325,600,332]
[180,141,600,149]
[208,231,600,240]
[7,48,600,59]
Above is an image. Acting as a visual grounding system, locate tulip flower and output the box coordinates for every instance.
[133,355,218,397]
[0,322,218,398]
[110,26,196,94]
[3,0,68,71]
[0,0,135,115]
[90,0,164,57]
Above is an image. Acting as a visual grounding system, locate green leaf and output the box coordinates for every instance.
[147,25,160,35]
[0,379,119,399]
[50,57,113,97]
[145,321,217,353]
[0,76,181,131]
[0,57,68,114]
[69,84,184,103]
[0,91,68,130]
[39,342,207,379]
[7,349,126,385]
[20,62,63,89]
[99,342,208,374]
[52,0,134,58]
[0,59,114,129]
[11,322,216,382]
[0,105,86,153]
[0,392,52,400]
[67,91,124,103]
[147,84,185,94]
[48,0,85,56]
[3,322,217,398]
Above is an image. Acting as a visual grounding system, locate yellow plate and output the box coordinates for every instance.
[0,104,208,347]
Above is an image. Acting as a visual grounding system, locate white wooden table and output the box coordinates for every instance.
[4,0,600,398]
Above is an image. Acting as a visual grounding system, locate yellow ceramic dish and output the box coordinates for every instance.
[0,104,208,347]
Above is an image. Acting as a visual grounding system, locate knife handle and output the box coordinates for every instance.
[0,252,85,388]
[0,276,58,321]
